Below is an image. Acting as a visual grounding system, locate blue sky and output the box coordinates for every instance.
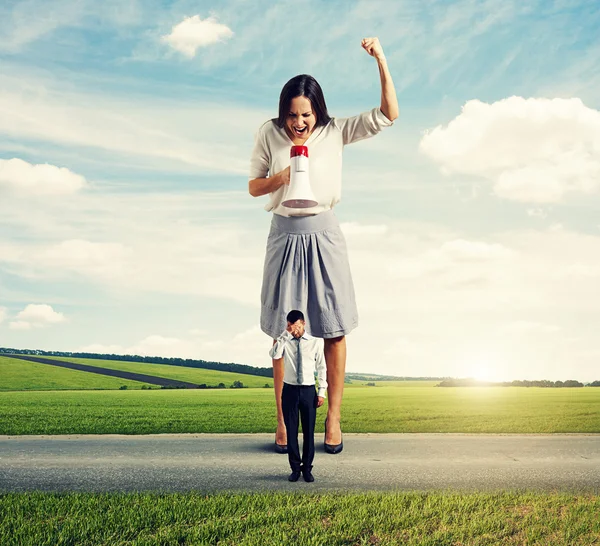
[1,0,600,382]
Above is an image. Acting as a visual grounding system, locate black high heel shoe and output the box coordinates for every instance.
[324,417,343,454]
[274,442,288,454]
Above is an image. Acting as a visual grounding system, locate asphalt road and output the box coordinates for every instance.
[1,433,598,493]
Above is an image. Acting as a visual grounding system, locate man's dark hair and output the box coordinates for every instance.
[286,309,305,324]
[273,74,332,129]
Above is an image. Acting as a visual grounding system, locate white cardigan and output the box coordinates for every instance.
[249,107,394,217]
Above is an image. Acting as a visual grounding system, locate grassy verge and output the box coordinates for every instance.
[1,491,598,545]
[0,356,155,391]
[1,387,599,435]
[0,356,272,390]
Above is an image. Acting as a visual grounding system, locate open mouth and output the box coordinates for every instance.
[293,126,308,136]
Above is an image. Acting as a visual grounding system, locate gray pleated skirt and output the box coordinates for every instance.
[260,209,358,339]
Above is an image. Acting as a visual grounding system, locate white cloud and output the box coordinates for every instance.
[527,207,549,218]
[502,321,561,334]
[78,327,271,366]
[0,69,266,176]
[78,337,201,361]
[129,335,191,357]
[9,213,598,381]
[558,263,600,279]
[3,184,600,380]
[419,96,600,203]
[0,158,86,196]
[0,306,7,324]
[0,0,86,52]
[161,15,233,58]
[38,239,130,280]
[340,222,388,236]
[0,191,264,307]
[9,321,31,331]
[78,343,125,355]
[0,0,143,52]
[2,1,600,385]
[230,325,278,363]
[9,304,66,330]
[437,239,514,262]
[383,237,514,281]
[338,220,600,380]
[382,337,422,358]
[175,0,525,95]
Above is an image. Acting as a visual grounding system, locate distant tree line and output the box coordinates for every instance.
[437,378,596,388]
[0,347,272,378]
[3,348,596,386]
[346,374,449,381]
[121,381,247,390]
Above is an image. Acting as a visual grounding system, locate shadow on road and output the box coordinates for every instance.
[240,441,328,454]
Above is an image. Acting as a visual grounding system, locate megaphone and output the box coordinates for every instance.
[282,145,318,209]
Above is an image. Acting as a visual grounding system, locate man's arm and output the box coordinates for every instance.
[269,330,293,359]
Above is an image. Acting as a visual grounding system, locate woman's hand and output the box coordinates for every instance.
[249,166,290,197]
[277,166,291,187]
[361,37,385,61]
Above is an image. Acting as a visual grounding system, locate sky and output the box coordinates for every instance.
[1,0,600,382]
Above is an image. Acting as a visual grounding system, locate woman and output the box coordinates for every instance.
[249,37,399,454]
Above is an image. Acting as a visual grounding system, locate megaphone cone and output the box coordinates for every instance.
[282,145,318,209]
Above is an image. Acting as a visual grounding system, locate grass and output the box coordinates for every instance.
[0,356,156,391]
[346,380,440,388]
[0,491,598,545]
[0,356,273,390]
[1,385,599,435]
[2,360,598,545]
[1,355,436,392]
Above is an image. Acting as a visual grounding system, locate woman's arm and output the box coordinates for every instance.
[315,345,327,398]
[361,37,399,122]
[249,167,290,197]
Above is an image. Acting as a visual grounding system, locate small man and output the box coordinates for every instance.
[269,309,327,482]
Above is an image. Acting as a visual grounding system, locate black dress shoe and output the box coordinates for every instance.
[288,470,301,482]
[302,470,314,482]
[274,442,288,454]
[324,417,344,455]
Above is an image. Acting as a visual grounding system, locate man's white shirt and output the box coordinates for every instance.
[269,330,327,397]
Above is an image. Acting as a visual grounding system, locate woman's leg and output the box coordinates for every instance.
[324,335,346,444]
[273,339,287,446]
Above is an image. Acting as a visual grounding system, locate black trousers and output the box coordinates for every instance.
[281,383,317,472]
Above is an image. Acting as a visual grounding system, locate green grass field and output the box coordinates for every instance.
[0,356,156,391]
[2,355,599,544]
[1,491,598,545]
[1,384,599,435]
[346,380,440,388]
[0,356,273,390]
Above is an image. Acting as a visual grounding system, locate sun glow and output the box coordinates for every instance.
[461,352,506,383]
[469,365,497,382]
